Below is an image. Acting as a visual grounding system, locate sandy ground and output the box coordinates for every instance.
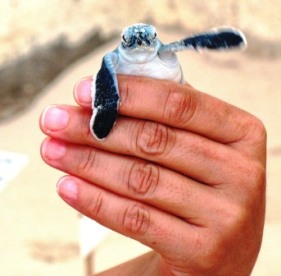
[0,31,280,275]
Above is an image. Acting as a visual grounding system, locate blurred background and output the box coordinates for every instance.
[0,1,280,275]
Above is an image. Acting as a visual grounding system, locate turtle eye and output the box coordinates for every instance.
[122,35,127,43]
[153,33,157,39]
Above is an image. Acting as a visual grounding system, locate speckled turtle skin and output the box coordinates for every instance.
[90,23,246,140]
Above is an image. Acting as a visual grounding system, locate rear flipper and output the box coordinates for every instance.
[90,52,119,140]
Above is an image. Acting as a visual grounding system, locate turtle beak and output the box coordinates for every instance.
[136,37,151,47]
[136,38,143,46]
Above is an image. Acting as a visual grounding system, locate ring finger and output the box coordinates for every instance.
[40,137,222,225]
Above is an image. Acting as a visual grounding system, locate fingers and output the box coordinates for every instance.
[73,76,266,160]
[40,75,266,275]
[56,175,199,260]
[40,105,246,186]
[40,137,221,225]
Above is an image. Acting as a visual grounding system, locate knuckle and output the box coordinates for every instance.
[164,89,197,126]
[87,191,104,218]
[254,119,267,145]
[127,161,160,197]
[236,157,266,196]
[231,152,266,202]
[245,161,266,198]
[252,117,267,138]
[221,202,248,231]
[122,203,150,236]
[135,121,171,156]
[79,148,97,174]
[245,116,267,145]
[249,161,266,186]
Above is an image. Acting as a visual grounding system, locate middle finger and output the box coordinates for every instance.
[40,105,245,186]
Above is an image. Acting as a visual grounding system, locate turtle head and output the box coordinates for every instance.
[119,23,161,62]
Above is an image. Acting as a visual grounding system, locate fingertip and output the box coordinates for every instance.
[73,76,93,107]
[57,176,78,206]
[40,105,69,133]
[40,136,52,162]
[40,137,66,163]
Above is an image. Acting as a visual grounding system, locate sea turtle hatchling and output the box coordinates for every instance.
[90,23,246,140]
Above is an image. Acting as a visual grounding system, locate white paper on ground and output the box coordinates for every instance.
[0,150,29,193]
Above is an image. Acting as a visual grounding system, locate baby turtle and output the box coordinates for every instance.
[90,23,246,140]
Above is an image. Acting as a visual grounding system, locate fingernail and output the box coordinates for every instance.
[74,78,92,104]
[57,177,78,205]
[42,138,66,160]
[41,106,69,131]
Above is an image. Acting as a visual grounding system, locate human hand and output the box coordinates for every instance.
[40,76,266,275]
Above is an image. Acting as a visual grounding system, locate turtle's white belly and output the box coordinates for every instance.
[116,55,183,83]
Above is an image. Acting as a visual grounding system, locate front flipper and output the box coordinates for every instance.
[160,27,247,53]
[90,52,119,140]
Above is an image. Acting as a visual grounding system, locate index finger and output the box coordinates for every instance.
[74,75,266,159]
